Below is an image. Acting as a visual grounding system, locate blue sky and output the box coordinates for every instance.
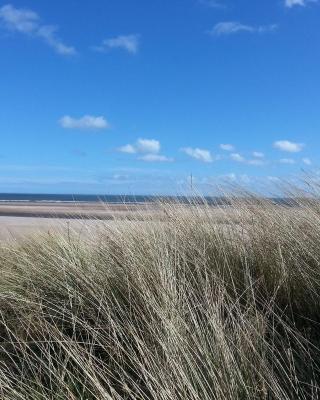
[0,0,319,194]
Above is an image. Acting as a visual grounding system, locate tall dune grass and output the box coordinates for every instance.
[1,192,320,399]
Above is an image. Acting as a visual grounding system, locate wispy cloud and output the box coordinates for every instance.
[94,34,140,54]
[230,153,266,166]
[0,4,76,55]
[181,147,214,163]
[253,151,265,158]
[285,0,318,8]
[220,143,235,151]
[118,144,136,154]
[0,176,100,186]
[230,153,245,162]
[214,173,251,184]
[209,21,278,36]
[248,159,265,166]
[138,154,173,162]
[59,115,110,130]
[302,157,312,165]
[279,158,295,164]
[112,174,130,181]
[273,140,304,153]
[198,0,225,9]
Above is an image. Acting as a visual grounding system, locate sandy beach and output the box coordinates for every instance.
[0,216,106,241]
[0,201,160,241]
[0,201,158,219]
[0,200,244,242]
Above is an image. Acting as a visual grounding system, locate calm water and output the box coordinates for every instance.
[0,193,232,205]
[0,193,296,207]
[0,193,157,203]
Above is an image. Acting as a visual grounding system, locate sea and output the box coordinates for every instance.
[0,193,297,207]
[0,193,232,205]
[0,193,155,203]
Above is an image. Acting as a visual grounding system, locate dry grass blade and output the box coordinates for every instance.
[1,189,320,399]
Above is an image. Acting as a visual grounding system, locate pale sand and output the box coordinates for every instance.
[0,216,108,242]
[0,201,158,219]
[0,201,242,242]
[0,201,162,242]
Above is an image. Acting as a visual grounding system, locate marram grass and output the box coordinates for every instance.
[1,194,320,399]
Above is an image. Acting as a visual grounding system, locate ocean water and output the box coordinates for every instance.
[0,193,295,207]
[0,193,157,203]
[0,193,232,205]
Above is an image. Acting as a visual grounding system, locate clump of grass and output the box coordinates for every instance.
[1,192,320,399]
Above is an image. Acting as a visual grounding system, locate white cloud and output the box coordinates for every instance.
[95,34,139,54]
[205,173,237,182]
[118,138,160,154]
[139,154,173,162]
[220,143,235,151]
[210,21,277,36]
[279,158,295,164]
[118,138,171,162]
[0,4,76,55]
[285,0,317,7]
[118,144,136,154]
[285,0,304,6]
[0,3,38,33]
[230,153,245,162]
[302,157,312,165]
[181,147,214,163]
[59,115,110,130]
[228,152,265,166]
[37,25,75,55]
[253,151,264,158]
[136,138,160,154]
[219,173,251,183]
[273,140,304,153]
[112,174,130,181]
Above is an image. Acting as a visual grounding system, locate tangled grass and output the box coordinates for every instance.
[1,193,320,399]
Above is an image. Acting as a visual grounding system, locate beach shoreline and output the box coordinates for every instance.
[0,201,160,241]
[0,201,158,219]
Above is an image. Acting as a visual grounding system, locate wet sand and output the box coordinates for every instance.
[0,201,158,219]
